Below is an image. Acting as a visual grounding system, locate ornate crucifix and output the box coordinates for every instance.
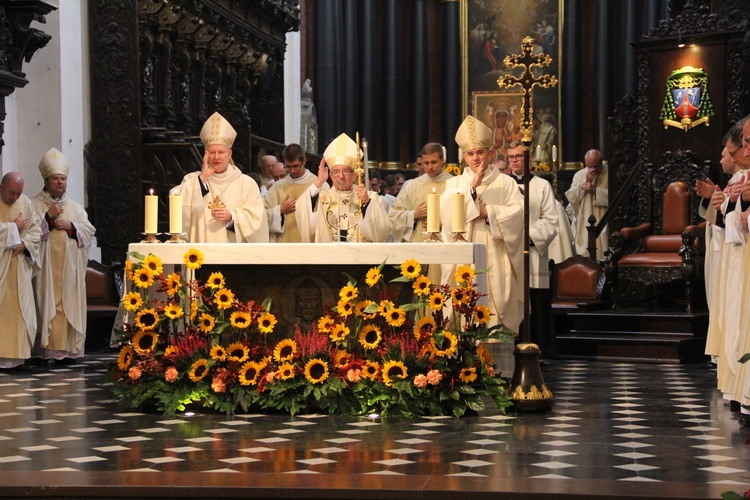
[497,36,557,411]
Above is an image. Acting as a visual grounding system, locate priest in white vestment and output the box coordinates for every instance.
[389,142,453,243]
[31,148,96,362]
[0,172,43,369]
[440,116,525,335]
[265,143,319,243]
[176,112,269,243]
[297,133,392,243]
[565,150,609,260]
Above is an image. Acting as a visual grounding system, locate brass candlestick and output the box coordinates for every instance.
[141,233,160,243]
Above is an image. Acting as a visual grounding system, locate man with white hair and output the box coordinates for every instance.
[259,154,278,192]
[32,148,96,363]
[565,149,608,260]
[176,112,268,243]
[0,172,42,370]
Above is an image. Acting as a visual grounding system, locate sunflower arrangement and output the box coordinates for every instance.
[106,251,514,418]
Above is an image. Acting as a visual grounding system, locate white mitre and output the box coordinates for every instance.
[455,115,493,152]
[38,147,70,179]
[200,112,237,148]
[323,133,360,169]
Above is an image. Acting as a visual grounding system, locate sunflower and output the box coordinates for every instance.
[132,330,159,356]
[213,288,235,310]
[317,315,335,333]
[400,258,422,279]
[377,300,395,317]
[132,267,155,289]
[183,248,204,269]
[188,358,209,382]
[477,343,493,365]
[164,273,182,297]
[358,324,382,349]
[124,259,134,281]
[430,331,458,357]
[273,339,297,362]
[382,360,408,387]
[238,360,265,386]
[257,312,277,334]
[454,264,476,285]
[206,272,225,289]
[230,311,251,329]
[473,305,491,324]
[134,308,159,330]
[362,360,380,381]
[122,291,143,312]
[117,345,134,370]
[164,345,178,357]
[451,287,472,306]
[412,275,432,296]
[428,292,444,311]
[385,307,406,327]
[163,302,184,320]
[338,284,358,302]
[413,316,437,339]
[365,267,381,287]
[210,345,227,361]
[277,362,296,380]
[355,300,377,319]
[458,366,478,383]
[336,299,353,318]
[142,254,164,277]
[226,342,250,363]
[333,350,351,369]
[197,313,215,333]
[329,323,350,343]
[304,358,329,384]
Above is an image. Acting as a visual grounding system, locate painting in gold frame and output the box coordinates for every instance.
[461,0,561,169]
[472,91,525,163]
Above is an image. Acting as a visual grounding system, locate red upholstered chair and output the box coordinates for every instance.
[607,180,704,313]
[551,256,603,312]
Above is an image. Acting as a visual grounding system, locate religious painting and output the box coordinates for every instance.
[472,91,525,164]
[462,0,561,169]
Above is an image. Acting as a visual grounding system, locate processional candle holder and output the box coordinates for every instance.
[166,233,185,243]
[451,231,467,242]
[423,231,442,243]
[141,233,161,244]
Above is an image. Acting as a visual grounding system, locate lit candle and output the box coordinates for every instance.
[426,187,440,233]
[535,145,542,161]
[452,190,465,233]
[144,189,158,234]
[552,145,557,163]
[362,138,369,187]
[169,190,182,234]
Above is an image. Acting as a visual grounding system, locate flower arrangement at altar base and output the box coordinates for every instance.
[106,248,515,417]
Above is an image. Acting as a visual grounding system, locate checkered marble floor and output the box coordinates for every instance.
[0,351,748,499]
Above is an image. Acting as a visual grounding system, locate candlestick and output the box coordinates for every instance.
[169,192,182,234]
[144,189,158,234]
[552,145,557,163]
[452,191,465,233]
[426,188,440,233]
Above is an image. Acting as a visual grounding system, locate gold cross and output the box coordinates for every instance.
[497,36,558,145]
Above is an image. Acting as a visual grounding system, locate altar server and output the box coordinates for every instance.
[297,133,392,242]
[176,112,268,243]
[32,148,96,362]
[0,172,43,369]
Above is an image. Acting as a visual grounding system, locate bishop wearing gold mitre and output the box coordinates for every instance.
[32,148,96,362]
[176,112,269,243]
[440,115,524,335]
[296,133,393,242]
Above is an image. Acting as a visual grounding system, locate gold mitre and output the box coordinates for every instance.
[323,133,360,169]
[200,112,237,148]
[455,115,493,152]
[38,147,69,179]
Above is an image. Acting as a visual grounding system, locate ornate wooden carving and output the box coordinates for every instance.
[645,4,748,39]
[0,1,55,150]
[652,150,704,234]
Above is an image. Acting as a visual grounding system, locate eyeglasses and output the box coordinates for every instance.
[730,145,742,157]
[330,169,354,177]
[506,154,524,162]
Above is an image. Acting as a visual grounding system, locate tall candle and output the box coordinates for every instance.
[452,191,466,233]
[535,145,542,161]
[426,187,440,233]
[362,138,370,187]
[144,189,158,234]
[552,145,557,162]
[169,192,182,234]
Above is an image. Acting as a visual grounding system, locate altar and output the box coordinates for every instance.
[126,242,488,341]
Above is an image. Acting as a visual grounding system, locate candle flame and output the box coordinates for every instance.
[149,189,154,195]
[432,187,436,194]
